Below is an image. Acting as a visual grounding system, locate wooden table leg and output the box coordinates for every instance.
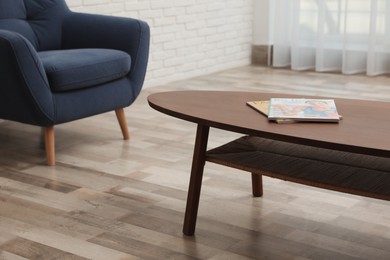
[183,124,210,236]
[251,173,263,197]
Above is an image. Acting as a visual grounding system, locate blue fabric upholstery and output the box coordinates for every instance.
[0,29,55,125]
[0,0,68,50]
[39,49,131,92]
[62,12,150,98]
[0,0,150,126]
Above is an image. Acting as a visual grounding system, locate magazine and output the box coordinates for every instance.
[246,100,295,124]
[246,100,269,116]
[267,98,340,122]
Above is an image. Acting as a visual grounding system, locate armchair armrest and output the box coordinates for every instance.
[0,30,55,126]
[62,12,150,95]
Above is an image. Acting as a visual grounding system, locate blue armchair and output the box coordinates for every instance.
[0,0,150,165]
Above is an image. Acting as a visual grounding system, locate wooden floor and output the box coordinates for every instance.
[1,66,390,259]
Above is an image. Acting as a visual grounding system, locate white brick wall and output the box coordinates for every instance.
[66,0,254,87]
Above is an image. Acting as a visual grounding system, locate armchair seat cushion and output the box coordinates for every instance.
[38,48,131,92]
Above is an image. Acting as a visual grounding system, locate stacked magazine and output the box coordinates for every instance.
[247,98,341,123]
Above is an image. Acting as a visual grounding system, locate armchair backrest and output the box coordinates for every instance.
[0,0,69,51]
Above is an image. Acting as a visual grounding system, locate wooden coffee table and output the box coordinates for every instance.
[148,91,390,235]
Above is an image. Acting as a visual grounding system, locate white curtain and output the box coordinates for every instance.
[272,0,390,76]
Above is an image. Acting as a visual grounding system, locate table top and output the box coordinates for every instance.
[148,91,390,158]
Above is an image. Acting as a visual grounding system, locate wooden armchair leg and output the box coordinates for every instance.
[115,108,130,140]
[44,126,55,166]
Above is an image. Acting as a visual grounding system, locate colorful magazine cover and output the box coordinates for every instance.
[268,98,340,122]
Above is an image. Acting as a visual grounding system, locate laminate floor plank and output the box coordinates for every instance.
[0,237,90,260]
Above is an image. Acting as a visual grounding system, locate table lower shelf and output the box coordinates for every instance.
[206,136,390,201]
